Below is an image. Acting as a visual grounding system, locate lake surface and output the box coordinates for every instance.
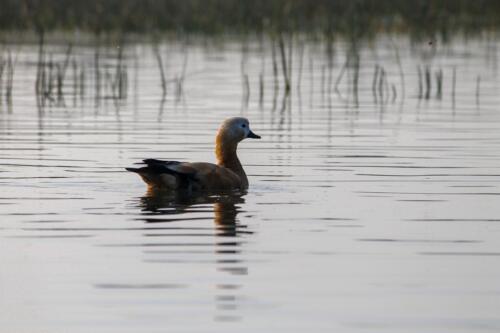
[1,34,500,332]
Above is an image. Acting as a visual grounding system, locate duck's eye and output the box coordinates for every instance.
[241,124,246,128]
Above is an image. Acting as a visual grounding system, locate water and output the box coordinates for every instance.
[1,35,500,332]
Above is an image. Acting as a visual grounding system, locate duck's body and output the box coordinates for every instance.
[128,159,243,192]
[127,117,260,192]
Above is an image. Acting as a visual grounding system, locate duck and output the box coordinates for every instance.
[126,117,260,192]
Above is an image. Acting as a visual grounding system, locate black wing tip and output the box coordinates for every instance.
[126,167,140,173]
[143,158,164,164]
[143,159,180,166]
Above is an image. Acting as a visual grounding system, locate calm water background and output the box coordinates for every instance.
[1,34,500,332]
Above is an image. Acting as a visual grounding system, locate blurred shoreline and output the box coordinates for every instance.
[1,0,499,39]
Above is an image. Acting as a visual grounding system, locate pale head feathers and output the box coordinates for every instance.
[216,117,259,145]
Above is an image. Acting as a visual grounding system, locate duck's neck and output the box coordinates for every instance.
[215,139,248,188]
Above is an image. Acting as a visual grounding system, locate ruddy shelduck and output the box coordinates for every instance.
[126,117,260,192]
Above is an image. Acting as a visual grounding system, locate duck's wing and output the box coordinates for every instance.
[126,159,200,191]
[188,162,242,189]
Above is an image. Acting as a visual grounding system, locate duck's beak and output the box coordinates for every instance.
[247,130,261,139]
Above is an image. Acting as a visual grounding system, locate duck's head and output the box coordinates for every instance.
[216,117,260,145]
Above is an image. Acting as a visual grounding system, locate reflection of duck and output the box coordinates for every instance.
[126,117,260,192]
[135,189,249,321]
[137,189,246,232]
